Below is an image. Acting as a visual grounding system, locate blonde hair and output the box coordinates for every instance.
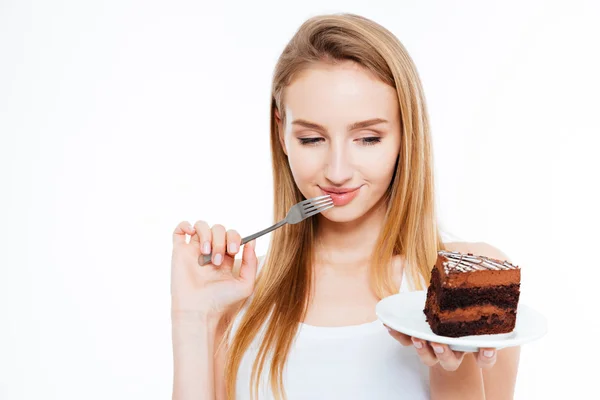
[224,13,446,400]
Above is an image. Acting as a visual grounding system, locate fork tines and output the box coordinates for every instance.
[303,195,333,211]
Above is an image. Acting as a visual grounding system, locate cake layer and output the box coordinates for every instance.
[431,267,520,310]
[425,311,517,337]
[436,250,520,289]
[425,293,514,323]
[437,285,520,310]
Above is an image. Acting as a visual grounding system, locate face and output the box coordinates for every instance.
[276,60,401,223]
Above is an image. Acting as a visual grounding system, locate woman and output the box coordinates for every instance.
[171,13,520,400]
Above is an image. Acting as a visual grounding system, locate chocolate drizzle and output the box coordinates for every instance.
[439,250,519,274]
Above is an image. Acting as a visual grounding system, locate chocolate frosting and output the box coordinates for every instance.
[430,302,513,323]
[436,250,521,288]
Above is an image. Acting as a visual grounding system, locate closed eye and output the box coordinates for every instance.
[360,137,381,146]
[298,137,382,146]
[298,137,324,146]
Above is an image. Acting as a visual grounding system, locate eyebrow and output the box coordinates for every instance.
[291,118,389,131]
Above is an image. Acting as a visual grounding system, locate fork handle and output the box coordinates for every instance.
[198,220,287,266]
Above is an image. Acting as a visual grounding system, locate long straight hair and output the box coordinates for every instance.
[224,13,446,400]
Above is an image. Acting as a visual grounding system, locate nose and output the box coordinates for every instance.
[324,141,354,185]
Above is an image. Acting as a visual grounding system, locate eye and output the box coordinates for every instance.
[359,137,381,146]
[298,137,382,146]
[298,138,324,146]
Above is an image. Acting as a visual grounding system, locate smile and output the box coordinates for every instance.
[319,186,362,206]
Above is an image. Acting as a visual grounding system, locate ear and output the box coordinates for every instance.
[275,108,288,156]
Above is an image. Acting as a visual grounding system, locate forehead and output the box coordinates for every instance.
[283,61,399,123]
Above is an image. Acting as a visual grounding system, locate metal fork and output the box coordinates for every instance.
[198,194,334,266]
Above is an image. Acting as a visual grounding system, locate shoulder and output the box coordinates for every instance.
[443,241,512,262]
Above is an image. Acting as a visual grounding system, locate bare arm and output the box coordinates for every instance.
[429,346,521,400]
[170,219,259,400]
[482,346,521,399]
[430,353,485,400]
[172,260,246,400]
[171,311,220,400]
[214,310,234,400]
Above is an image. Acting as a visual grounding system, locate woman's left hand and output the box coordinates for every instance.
[384,325,497,371]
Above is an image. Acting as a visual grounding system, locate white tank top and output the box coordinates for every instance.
[229,250,446,400]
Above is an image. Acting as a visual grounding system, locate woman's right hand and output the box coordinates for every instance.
[170,220,258,319]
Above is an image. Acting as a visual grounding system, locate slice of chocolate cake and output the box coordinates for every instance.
[423,250,521,338]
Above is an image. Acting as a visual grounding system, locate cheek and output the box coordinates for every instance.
[358,146,399,183]
[287,148,323,182]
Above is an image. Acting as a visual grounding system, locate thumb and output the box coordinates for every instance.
[239,240,258,282]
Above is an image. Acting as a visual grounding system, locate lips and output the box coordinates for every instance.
[319,186,362,206]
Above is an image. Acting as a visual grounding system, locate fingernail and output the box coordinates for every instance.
[203,241,210,254]
[432,345,444,354]
[412,339,423,349]
[228,243,237,253]
[214,253,222,266]
[484,350,495,358]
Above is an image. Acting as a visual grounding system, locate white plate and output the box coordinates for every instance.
[376,291,548,352]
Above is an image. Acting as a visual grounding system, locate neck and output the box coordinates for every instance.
[314,195,388,270]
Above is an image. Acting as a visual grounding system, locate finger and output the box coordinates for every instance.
[239,239,258,286]
[412,339,438,367]
[429,342,465,371]
[226,229,242,256]
[173,221,195,246]
[384,325,412,346]
[211,224,226,266]
[192,220,211,254]
[477,348,497,369]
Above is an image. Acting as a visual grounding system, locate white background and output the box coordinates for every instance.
[1,0,598,398]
